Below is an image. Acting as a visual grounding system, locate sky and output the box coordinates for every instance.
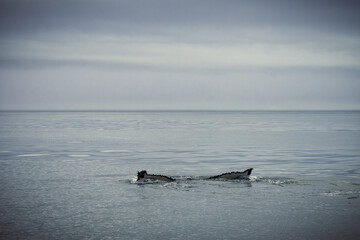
[0,0,359,110]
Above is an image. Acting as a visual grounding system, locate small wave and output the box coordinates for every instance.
[18,153,49,157]
[69,154,89,157]
[320,190,359,198]
[100,150,130,153]
[251,176,297,186]
[321,191,343,197]
[133,179,170,185]
[94,174,123,178]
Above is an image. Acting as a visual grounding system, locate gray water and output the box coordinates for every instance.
[1,111,359,240]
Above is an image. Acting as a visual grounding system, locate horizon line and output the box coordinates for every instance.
[1,108,360,112]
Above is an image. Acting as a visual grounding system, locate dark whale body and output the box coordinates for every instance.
[208,168,253,180]
[136,168,253,182]
[137,170,175,182]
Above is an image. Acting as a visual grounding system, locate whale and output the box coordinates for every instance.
[136,168,253,182]
[137,170,175,182]
[208,168,253,180]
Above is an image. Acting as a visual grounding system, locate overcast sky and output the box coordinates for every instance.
[0,0,359,110]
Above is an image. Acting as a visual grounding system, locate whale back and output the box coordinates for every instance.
[137,170,175,182]
[209,168,253,180]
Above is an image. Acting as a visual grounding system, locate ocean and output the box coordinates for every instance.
[0,111,359,239]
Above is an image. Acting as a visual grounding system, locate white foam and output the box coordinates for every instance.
[130,176,138,184]
[18,154,49,157]
[321,191,343,197]
[100,150,130,153]
[249,176,258,181]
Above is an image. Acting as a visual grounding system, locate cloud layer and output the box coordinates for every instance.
[1,0,359,110]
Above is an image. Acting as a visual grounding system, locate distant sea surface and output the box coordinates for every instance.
[1,111,359,239]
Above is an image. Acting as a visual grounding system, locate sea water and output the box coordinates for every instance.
[0,111,359,240]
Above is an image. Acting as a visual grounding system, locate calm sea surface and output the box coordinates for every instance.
[1,111,359,239]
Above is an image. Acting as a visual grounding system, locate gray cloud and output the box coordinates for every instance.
[1,65,359,110]
[0,0,359,110]
[1,0,360,36]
